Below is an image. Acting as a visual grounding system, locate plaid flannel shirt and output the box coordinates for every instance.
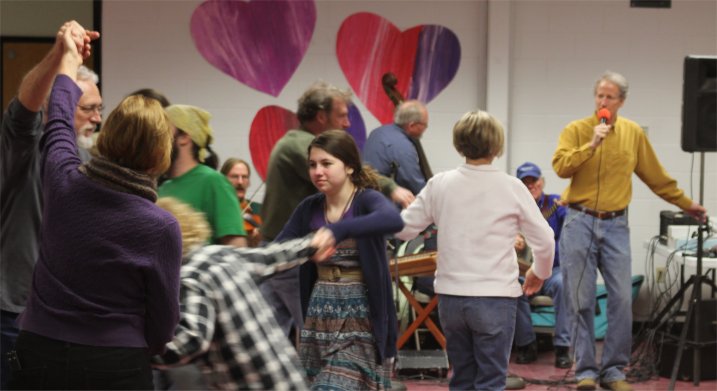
[156,238,313,390]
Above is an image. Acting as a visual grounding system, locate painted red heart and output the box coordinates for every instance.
[190,0,316,97]
[337,13,461,124]
[249,106,366,181]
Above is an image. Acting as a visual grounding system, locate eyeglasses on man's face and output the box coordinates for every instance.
[77,104,105,115]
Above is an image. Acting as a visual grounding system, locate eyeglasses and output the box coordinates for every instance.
[77,104,105,115]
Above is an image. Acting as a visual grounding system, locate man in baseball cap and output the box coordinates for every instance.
[512,162,571,369]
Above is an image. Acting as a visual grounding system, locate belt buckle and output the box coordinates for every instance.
[330,266,341,281]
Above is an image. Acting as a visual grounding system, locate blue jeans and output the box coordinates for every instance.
[515,267,570,348]
[560,209,632,383]
[1,310,19,389]
[438,295,516,390]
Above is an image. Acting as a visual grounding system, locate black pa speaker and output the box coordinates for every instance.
[681,55,717,152]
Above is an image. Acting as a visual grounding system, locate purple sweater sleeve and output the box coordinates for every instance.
[326,189,404,242]
[41,75,83,184]
[145,219,183,355]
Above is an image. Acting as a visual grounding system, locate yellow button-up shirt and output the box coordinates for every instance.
[552,113,692,212]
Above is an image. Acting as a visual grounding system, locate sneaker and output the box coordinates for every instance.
[505,375,526,390]
[599,379,633,391]
[554,346,572,368]
[576,378,597,391]
[515,340,538,364]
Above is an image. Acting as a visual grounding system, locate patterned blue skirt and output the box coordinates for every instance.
[299,280,391,390]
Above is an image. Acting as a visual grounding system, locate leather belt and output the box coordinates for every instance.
[569,204,626,220]
[317,265,363,282]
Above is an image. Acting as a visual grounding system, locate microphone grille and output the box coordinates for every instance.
[598,108,611,121]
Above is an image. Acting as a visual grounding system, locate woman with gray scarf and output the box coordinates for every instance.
[10,23,182,390]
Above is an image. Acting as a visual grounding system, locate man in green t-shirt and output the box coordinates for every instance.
[159,104,246,247]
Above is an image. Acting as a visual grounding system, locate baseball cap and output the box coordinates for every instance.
[516,162,542,179]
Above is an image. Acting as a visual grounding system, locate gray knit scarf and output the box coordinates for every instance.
[79,155,158,202]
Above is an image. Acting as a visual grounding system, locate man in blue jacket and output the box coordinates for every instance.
[513,162,571,369]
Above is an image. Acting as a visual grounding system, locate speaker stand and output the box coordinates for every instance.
[650,152,716,389]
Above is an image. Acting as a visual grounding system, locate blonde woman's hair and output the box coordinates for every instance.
[452,110,505,160]
[97,95,173,175]
[156,197,211,259]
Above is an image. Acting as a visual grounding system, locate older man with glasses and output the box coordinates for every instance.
[0,20,100,388]
[73,65,103,160]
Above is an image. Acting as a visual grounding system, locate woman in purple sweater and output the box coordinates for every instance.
[277,130,403,390]
[9,25,181,390]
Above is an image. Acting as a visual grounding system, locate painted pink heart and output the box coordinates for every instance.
[190,0,316,97]
[337,13,461,124]
[249,105,366,181]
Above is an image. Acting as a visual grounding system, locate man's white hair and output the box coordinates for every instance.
[76,65,99,84]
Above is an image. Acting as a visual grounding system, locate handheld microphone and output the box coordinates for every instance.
[598,108,611,125]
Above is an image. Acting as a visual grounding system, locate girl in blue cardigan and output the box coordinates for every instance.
[276,130,404,390]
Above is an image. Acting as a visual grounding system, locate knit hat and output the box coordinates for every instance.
[166,104,213,162]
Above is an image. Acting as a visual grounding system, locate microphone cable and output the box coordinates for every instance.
[567,121,605,380]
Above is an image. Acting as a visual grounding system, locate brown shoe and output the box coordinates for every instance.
[600,379,633,391]
[576,378,597,390]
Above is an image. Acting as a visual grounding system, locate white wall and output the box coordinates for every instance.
[0,0,92,36]
[101,0,488,202]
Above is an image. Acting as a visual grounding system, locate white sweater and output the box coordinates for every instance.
[396,163,555,297]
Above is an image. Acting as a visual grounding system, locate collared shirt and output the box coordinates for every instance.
[363,123,427,195]
[157,238,312,390]
[553,113,692,212]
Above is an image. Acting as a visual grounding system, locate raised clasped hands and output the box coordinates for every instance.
[309,227,336,262]
[522,267,544,296]
[57,21,100,76]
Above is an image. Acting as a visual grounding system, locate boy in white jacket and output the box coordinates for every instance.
[396,110,555,390]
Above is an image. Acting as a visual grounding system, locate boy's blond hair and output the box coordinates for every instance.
[156,197,211,259]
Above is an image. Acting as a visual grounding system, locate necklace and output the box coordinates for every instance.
[324,187,357,224]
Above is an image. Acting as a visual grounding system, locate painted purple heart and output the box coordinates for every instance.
[190,0,316,97]
[337,13,461,124]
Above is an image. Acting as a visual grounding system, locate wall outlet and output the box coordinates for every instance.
[656,267,666,283]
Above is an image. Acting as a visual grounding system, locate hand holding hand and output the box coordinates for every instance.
[391,186,415,209]
[522,268,544,296]
[56,21,99,61]
[57,22,99,78]
[310,228,336,262]
[591,123,610,149]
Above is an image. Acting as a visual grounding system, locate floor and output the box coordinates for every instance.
[395,340,717,390]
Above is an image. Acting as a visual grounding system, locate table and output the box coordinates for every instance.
[390,251,446,350]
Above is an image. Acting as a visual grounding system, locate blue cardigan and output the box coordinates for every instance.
[276,188,404,361]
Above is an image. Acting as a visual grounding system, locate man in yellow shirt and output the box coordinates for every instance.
[552,71,706,391]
